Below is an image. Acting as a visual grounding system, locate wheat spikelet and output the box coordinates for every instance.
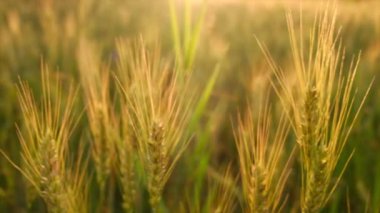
[147,120,168,209]
[118,145,136,212]
[299,87,329,212]
[114,99,138,213]
[37,130,65,212]
[118,133,137,212]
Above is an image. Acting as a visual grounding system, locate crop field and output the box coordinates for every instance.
[0,0,379,212]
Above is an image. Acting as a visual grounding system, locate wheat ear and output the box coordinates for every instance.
[116,39,194,212]
[234,100,292,213]
[258,5,373,212]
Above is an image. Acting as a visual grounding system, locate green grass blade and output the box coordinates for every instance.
[184,1,207,70]
[169,0,182,64]
[187,64,220,136]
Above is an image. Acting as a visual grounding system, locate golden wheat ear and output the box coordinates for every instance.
[116,39,195,212]
[116,97,138,213]
[12,64,87,212]
[234,99,293,213]
[258,5,373,212]
[77,38,120,212]
[210,164,238,213]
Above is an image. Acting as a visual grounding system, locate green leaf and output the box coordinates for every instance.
[187,64,221,136]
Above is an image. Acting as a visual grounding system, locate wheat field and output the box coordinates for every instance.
[0,0,379,212]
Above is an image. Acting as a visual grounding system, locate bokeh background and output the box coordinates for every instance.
[0,0,379,212]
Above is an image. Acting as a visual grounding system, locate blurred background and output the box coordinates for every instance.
[0,0,379,212]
